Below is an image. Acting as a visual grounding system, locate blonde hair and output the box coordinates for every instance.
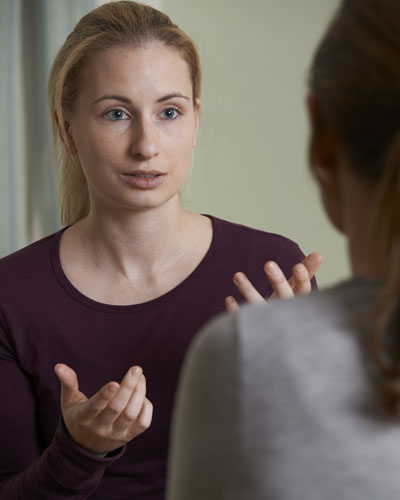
[309,0,400,410]
[47,1,201,226]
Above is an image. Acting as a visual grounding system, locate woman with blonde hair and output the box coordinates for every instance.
[167,0,400,498]
[0,1,319,498]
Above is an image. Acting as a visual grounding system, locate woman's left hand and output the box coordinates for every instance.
[225,252,322,313]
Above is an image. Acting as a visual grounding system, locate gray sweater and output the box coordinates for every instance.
[167,278,400,499]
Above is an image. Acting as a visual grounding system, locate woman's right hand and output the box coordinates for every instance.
[54,363,153,455]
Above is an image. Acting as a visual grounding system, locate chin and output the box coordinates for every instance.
[91,180,183,214]
[120,192,180,213]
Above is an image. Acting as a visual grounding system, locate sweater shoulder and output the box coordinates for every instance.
[238,278,378,353]
[211,215,300,253]
[0,231,61,293]
[212,216,298,244]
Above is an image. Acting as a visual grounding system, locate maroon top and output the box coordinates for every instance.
[0,216,312,499]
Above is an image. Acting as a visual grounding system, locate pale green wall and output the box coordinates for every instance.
[0,0,28,256]
[162,0,349,287]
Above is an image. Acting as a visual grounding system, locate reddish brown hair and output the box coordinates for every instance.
[309,0,400,410]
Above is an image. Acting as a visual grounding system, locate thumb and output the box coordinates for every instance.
[54,363,85,410]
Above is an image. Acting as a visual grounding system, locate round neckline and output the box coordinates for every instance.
[50,214,220,314]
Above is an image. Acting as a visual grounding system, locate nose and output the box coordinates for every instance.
[130,115,159,161]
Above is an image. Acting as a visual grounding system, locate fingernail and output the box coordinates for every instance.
[265,262,277,272]
[54,363,64,375]
[130,366,141,377]
[108,383,119,394]
[234,273,245,283]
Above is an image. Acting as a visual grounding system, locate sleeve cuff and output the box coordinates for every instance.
[40,419,126,489]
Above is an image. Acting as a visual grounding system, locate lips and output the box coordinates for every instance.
[130,173,158,178]
[121,170,167,189]
[123,170,165,177]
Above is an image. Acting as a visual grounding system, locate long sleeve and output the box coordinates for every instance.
[166,312,240,500]
[0,217,316,499]
[0,318,125,500]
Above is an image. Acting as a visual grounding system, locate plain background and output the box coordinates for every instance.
[0,0,348,287]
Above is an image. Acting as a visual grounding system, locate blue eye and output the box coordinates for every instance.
[105,109,129,121]
[161,108,179,120]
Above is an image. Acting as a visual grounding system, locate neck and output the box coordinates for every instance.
[71,198,195,276]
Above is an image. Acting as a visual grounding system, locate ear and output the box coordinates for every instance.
[306,93,345,232]
[54,111,78,155]
[192,98,201,148]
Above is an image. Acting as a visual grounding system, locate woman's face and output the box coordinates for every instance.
[65,42,200,215]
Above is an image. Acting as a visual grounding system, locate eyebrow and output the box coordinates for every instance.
[92,95,130,106]
[156,93,190,103]
[91,93,190,106]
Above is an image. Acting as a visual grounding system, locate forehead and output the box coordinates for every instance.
[78,43,193,101]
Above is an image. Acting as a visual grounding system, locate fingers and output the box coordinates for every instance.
[228,252,322,307]
[264,261,294,299]
[291,263,312,295]
[232,272,266,304]
[130,397,153,436]
[225,296,240,313]
[83,382,120,419]
[112,374,147,432]
[266,252,322,299]
[94,366,143,427]
[94,368,151,443]
[57,364,152,455]
[289,252,323,295]
[301,252,323,280]
[55,363,85,410]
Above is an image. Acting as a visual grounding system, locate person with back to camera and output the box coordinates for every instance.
[167,0,400,499]
[0,1,321,499]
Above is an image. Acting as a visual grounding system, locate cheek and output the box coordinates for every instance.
[75,126,118,175]
[320,188,345,234]
[163,124,195,168]
[173,133,195,171]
